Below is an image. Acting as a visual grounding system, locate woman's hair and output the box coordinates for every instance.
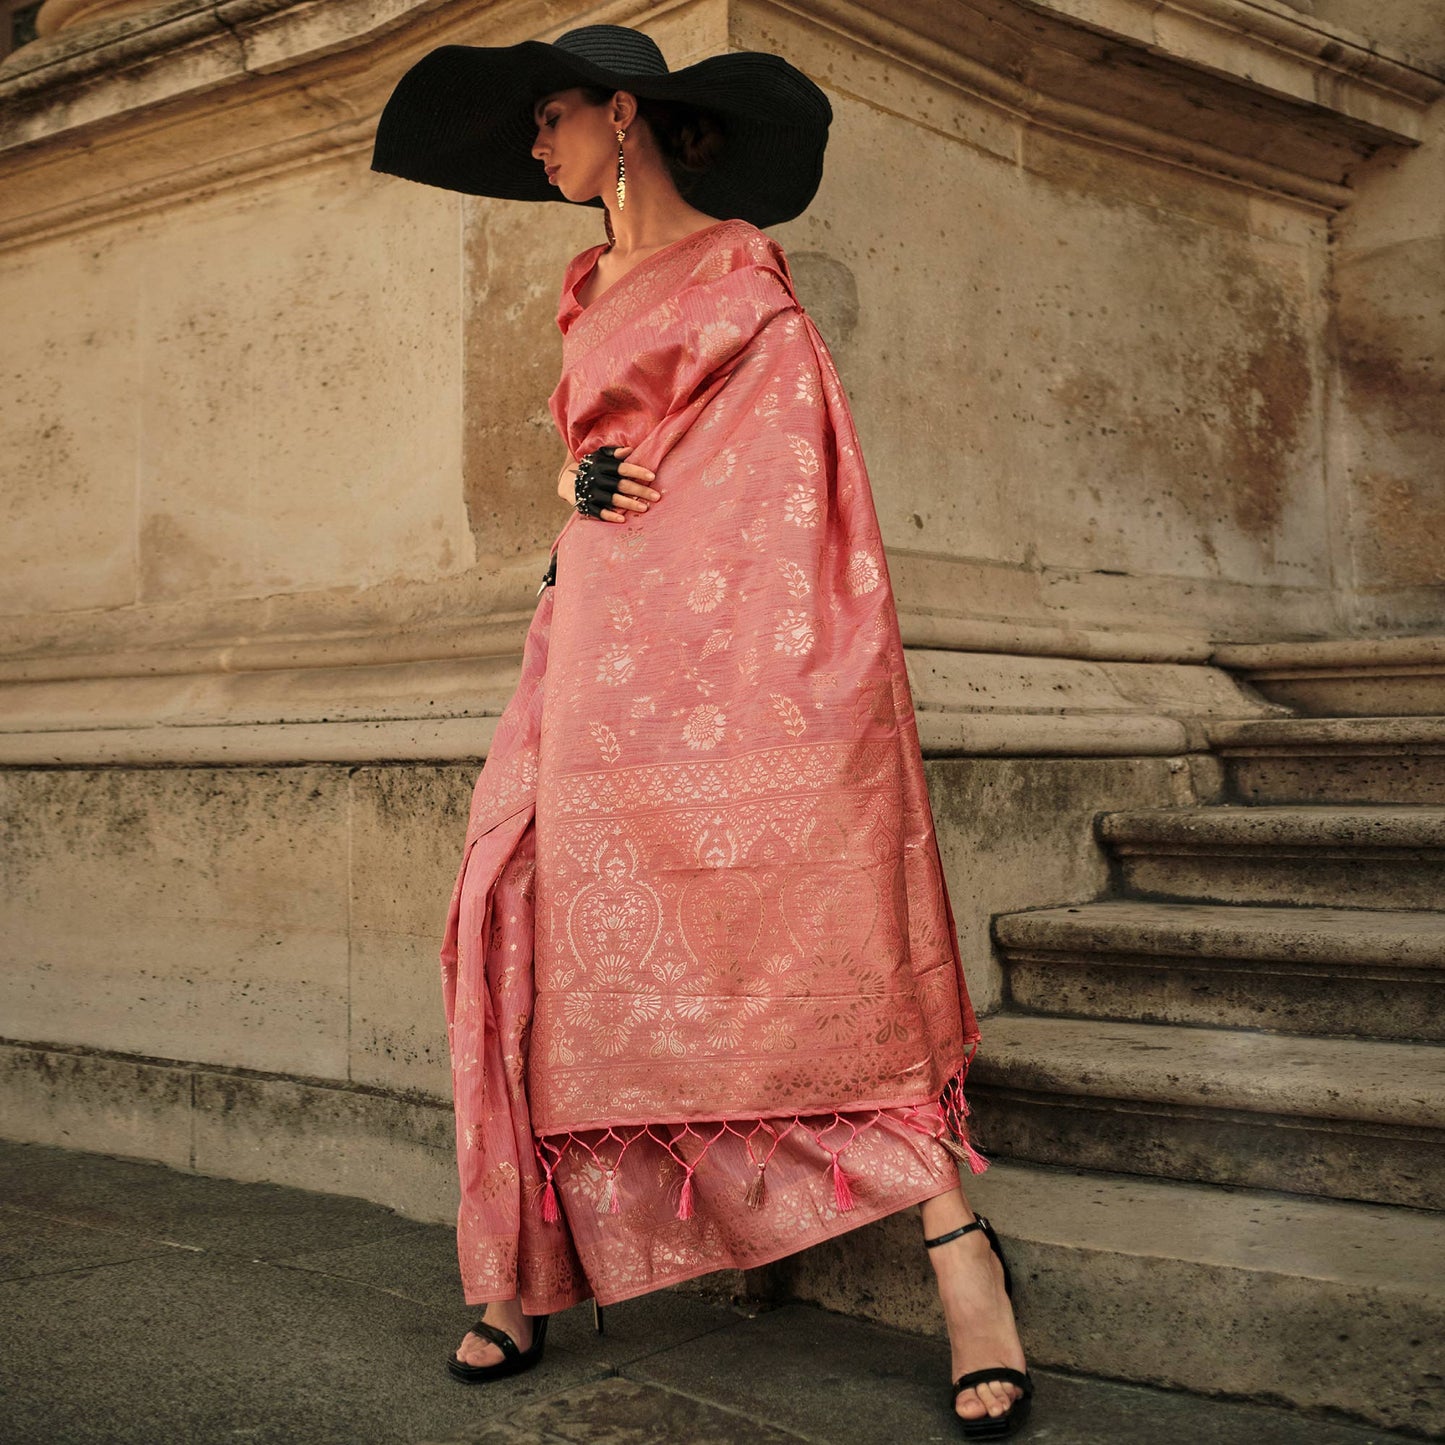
[577,84,726,200]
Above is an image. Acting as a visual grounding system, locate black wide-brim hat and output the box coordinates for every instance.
[371,23,832,228]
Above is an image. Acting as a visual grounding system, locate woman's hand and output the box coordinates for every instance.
[557,445,660,523]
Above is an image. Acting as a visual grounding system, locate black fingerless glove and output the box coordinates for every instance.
[573,445,626,518]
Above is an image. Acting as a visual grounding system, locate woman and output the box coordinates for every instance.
[372,23,1031,1438]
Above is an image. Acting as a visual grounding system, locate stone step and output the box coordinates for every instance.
[1209,716,1445,805]
[996,899,1445,1040]
[1213,637,1445,718]
[770,1160,1445,1436]
[1101,804,1445,909]
[964,1013,1445,1208]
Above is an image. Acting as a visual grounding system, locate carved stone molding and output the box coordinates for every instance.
[0,653,1247,764]
[1214,635,1445,715]
[35,0,166,37]
[0,708,1202,765]
[812,0,1445,206]
[1020,0,1445,124]
[0,608,1270,766]
[0,0,1440,251]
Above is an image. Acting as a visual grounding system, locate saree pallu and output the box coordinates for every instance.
[440,219,985,1312]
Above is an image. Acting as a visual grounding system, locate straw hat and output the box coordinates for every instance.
[371,23,832,226]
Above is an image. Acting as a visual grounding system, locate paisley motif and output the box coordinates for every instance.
[780,863,884,972]
[566,830,662,985]
[678,868,764,973]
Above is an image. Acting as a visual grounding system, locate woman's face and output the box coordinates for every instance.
[530,87,627,203]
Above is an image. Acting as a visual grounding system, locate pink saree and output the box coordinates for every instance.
[440,218,985,1312]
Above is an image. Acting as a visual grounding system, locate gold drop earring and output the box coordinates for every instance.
[615,128,627,210]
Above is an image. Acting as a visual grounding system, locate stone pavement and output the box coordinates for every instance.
[0,1140,1418,1445]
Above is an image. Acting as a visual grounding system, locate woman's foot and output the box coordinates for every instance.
[921,1190,1028,1426]
[454,1297,532,1367]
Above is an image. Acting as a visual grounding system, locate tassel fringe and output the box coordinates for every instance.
[530,1058,983,1222]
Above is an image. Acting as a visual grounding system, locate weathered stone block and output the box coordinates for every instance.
[0,1043,192,1169]
[192,1070,456,1224]
[0,767,351,1077]
[973,1086,1441,1208]
[135,162,471,605]
[348,764,477,1096]
[1230,752,1445,804]
[1108,803,1445,909]
[0,1040,459,1227]
[0,241,140,616]
[966,1013,1445,1208]
[1000,899,1445,1040]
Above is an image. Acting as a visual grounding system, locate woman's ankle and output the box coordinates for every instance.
[483,1298,526,1322]
[920,1188,978,1246]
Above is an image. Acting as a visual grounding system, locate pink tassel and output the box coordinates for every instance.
[744,1165,767,1210]
[832,1156,855,1212]
[939,1130,989,1175]
[599,1171,620,1215]
[677,1171,695,1220]
[541,1175,560,1223]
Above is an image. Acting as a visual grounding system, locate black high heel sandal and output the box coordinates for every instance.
[924,1214,1034,1439]
[446,1313,550,1383]
[446,1298,605,1383]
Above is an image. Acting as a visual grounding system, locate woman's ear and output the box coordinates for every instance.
[611,90,639,131]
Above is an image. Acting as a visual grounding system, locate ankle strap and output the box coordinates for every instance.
[923,1217,986,1250]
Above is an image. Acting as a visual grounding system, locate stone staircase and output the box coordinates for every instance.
[771,718,1445,1438]
[977,717,1445,1434]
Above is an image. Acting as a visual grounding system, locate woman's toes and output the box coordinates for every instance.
[982,1380,1017,1416]
[956,1386,988,1420]
[955,1379,1017,1420]
[457,1333,501,1367]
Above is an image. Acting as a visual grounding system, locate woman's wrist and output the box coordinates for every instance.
[557,456,579,503]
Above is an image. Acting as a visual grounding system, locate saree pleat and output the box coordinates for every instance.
[440,219,986,1310]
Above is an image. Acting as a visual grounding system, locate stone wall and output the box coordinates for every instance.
[1330,90,1445,632]
[0,751,1208,1221]
[1,0,1441,1208]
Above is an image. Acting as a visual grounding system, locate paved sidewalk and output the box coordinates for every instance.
[0,1140,1415,1445]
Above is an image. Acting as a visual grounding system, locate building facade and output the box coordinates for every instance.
[2,0,1442,1432]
